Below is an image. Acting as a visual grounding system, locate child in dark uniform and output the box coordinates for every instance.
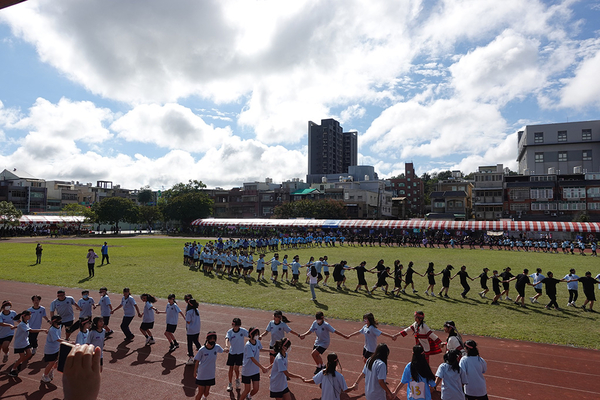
[353,261,369,293]
[477,268,490,298]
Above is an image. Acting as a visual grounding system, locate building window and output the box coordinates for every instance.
[530,188,553,199]
[582,129,592,140]
[531,202,557,210]
[588,202,600,210]
[434,202,445,208]
[583,150,592,161]
[559,202,586,211]
[557,131,567,142]
[563,187,585,199]
[587,187,600,198]
[535,152,544,163]
[558,152,568,162]
[534,132,544,143]
[510,203,530,211]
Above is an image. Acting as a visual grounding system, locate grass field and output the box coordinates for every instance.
[1,236,599,349]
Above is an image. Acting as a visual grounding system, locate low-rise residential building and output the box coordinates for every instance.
[473,164,505,220]
[386,163,424,217]
[0,169,47,213]
[428,172,473,220]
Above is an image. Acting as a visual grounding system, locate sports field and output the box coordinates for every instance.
[1,235,599,349]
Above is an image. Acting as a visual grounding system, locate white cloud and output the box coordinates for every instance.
[559,49,600,109]
[0,98,306,189]
[11,97,113,143]
[363,98,507,159]
[339,105,366,124]
[111,104,232,151]
[449,30,544,105]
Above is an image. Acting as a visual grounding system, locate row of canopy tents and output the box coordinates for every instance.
[2,215,87,226]
[191,218,600,233]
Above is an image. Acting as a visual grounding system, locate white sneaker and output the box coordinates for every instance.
[431,293,436,297]
[529,297,535,304]
[413,290,418,293]
[145,337,151,345]
[49,370,54,380]
[323,283,328,286]
[41,374,51,383]
[227,383,233,392]
[31,347,37,355]
[186,357,195,365]
[505,296,512,301]
[247,395,252,400]
[424,291,429,296]
[148,337,156,345]
[567,302,573,307]
[235,378,241,389]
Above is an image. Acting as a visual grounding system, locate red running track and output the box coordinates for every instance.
[1,280,599,400]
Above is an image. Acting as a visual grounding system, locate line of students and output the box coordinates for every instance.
[181,246,600,312]
[2,288,488,400]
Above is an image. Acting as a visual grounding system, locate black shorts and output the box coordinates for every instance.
[270,388,290,398]
[44,351,59,362]
[405,277,414,285]
[140,322,154,330]
[502,283,509,290]
[62,320,74,328]
[15,344,32,353]
[481,284,489,290]
[358,278,368,286]
[102,316,111,326]
[493,287,501,295]
[292,274,299,280]
[272,271,278,276]
[166,324,177,333]
[196,378,216,387]
[534,288,542,294]
[516,287,525,297]
[363,348,373,359]
[317,273,323,280]
[29,332,40,348]
[269,345,276,357]
[584,291,596,301]
[0,336,13,344]
[465,395,489,400]
[442,279,450,288]
[313,345,327,354]
[324,271,330,276]
[242,373,260,384]
[227,353,244,366]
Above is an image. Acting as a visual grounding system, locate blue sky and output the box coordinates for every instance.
[1,0,600,190]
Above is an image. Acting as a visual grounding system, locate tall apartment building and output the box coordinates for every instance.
[307,118,357,184]
[517,120,600,175]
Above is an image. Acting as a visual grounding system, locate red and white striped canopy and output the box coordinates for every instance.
[16,215,86,226]
[190,218,600,233]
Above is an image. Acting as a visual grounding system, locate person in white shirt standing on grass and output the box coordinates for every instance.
[564,268,580,307]
[87,248,99,278]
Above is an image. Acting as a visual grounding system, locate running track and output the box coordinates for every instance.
[1,280,599,400]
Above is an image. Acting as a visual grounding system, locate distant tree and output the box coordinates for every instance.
[162,192,212,226]
[139,205,163,227]
[463,172,475,180]
[162,180,207,200]
[273,199,347,219]
[137,186,153,205]
[62,203,96,222]
[388,173,405,179]
[93,197,139,232]
[0,201,22,227]
[437,170,453,181]
[573,212,590,222]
